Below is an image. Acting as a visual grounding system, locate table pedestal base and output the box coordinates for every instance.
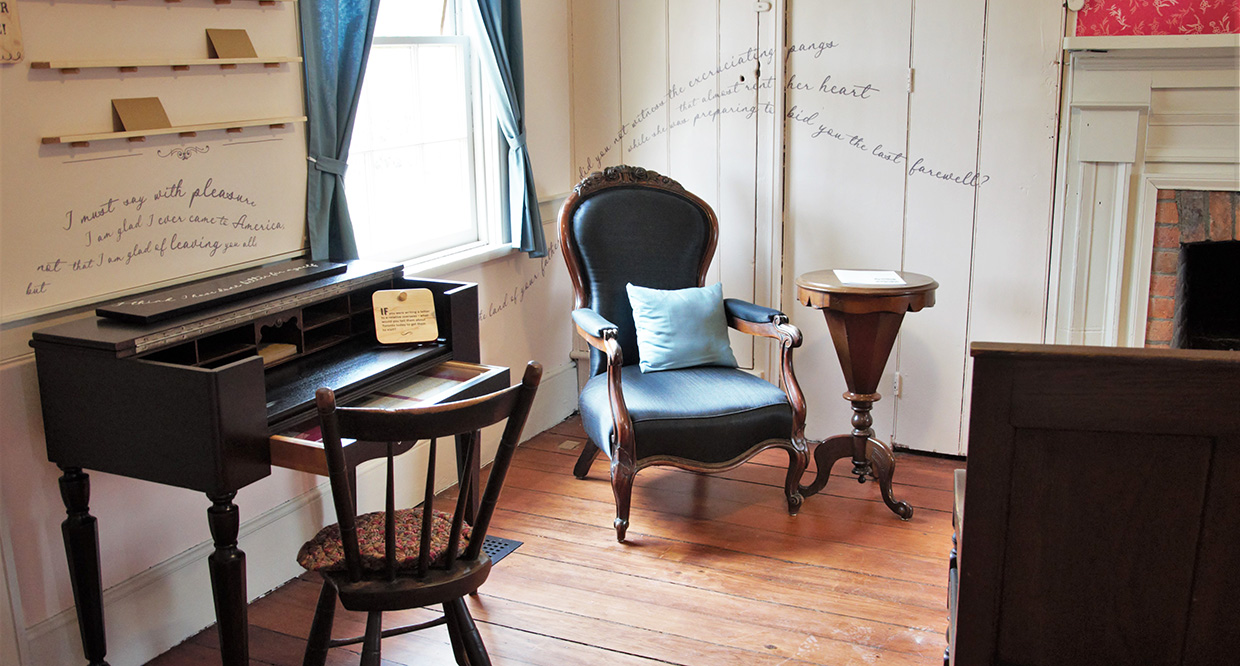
[800,434,913,520]
[798,398,913,520]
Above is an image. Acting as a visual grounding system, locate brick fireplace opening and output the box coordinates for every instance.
[1146,189,1240,348]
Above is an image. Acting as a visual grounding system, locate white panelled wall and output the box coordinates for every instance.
[569,0,1065,455]
[570,0,781,369]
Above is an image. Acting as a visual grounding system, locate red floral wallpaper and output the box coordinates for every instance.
[1076,0,1239,36]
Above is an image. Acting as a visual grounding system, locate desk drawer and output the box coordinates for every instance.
[269,361,508,475]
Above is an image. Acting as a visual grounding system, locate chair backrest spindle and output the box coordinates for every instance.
[417,438,436,578]
[315,389,365,583]
[384,441,397,582]
[443,433,472,569]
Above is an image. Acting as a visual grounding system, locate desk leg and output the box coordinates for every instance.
[206,492,248,666]
[58,467,110,666]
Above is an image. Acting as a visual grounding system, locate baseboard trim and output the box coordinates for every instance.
[21,361,578,665]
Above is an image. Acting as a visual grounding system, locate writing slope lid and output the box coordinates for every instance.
[95,259,346,324]
[32,260,402,354]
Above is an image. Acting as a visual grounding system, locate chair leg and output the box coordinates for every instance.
[447,597,492,666]
[302,582,337,666]
[444,601,470,666]
[360,611,382,666]
[609,465,635,542]
[573,445,599,479]
[784,443,808,516]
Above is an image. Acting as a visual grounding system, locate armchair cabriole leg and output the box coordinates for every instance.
[784,443,808,516]
[610,461,635,542]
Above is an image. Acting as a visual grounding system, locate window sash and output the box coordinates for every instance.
[347,31,500,264]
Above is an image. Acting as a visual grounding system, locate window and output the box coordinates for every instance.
[345,0,504,266]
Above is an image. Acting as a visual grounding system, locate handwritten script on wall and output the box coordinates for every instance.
[577,38,988,188]
[14,164,303,317]
[478,239,561,323]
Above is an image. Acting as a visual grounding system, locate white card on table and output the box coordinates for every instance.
[832,270,906,286]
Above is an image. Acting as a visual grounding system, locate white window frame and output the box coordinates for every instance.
[346,6,512,276]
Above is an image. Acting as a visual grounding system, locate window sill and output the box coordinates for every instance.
[400,242,516,278]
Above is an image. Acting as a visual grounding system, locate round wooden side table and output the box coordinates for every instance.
[795,269,937,520]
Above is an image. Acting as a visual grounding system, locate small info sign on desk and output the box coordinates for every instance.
[373,288,439,344]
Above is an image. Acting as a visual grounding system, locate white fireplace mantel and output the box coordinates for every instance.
[1048,39,1240,347]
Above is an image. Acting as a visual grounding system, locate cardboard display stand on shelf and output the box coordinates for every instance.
[111,97,172,132]
[206,29,258,60]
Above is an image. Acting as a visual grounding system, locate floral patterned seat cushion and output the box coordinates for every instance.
[297,507,470,573]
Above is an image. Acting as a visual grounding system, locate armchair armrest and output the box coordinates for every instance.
[571,308,634,466]
[724,298,802,347]
[723,298,806,444]
[572,308,619,342]
[724,298,783,324]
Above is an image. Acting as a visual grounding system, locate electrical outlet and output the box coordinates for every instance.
[892,372,902,398]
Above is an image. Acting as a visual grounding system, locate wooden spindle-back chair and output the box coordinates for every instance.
[297,361,541,666]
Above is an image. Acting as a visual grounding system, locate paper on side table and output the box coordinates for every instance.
[833,270,906,286]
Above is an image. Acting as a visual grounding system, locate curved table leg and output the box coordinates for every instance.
[798,435,914,520]
[866,437,913,520]
[797,435,853,497]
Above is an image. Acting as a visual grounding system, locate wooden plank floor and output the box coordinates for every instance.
[148,416,963,666]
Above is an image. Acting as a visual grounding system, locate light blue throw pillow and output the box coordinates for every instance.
[626,282,738,372]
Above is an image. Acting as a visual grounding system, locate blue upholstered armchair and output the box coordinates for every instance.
[559,165,809,542]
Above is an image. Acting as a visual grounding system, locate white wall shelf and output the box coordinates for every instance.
[1064,34,1240,55]
[41,115,306,147]
[31,56,302,73]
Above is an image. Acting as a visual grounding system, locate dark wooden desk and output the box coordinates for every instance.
[794,269,937,519]
[30,261,500,666]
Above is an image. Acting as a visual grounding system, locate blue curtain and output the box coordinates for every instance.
[469,0,547,258]
[300,0,381,261]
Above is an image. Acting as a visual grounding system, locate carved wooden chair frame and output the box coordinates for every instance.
[559,165,809,541]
